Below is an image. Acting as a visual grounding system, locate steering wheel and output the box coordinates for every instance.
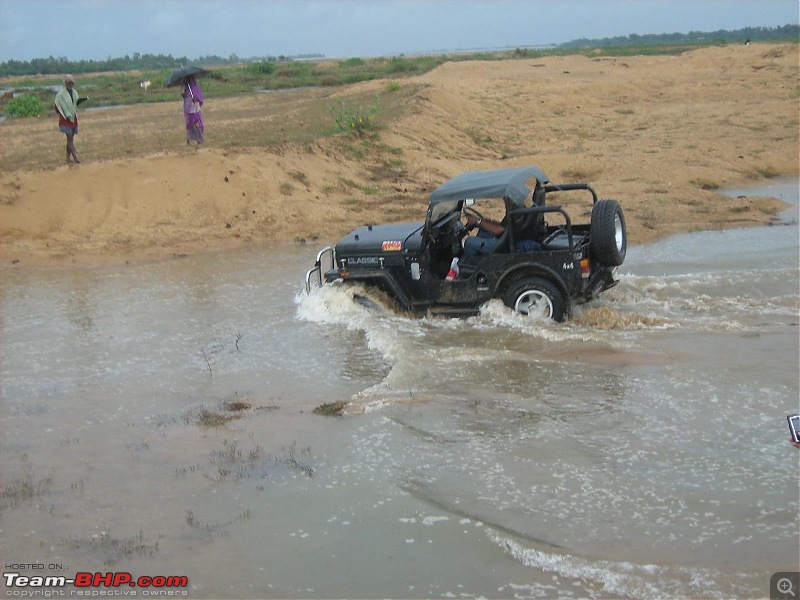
[463,206,484,232]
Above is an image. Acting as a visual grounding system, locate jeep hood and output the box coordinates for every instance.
[335,222,424,257]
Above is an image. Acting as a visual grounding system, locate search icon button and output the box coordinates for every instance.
[778,578,796,596]
[773,573,800,600]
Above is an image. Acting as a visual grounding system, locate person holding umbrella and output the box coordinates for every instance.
[181,75,205,144]
[164,66,209,145]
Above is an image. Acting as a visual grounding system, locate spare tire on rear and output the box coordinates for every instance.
[590,199,626,267]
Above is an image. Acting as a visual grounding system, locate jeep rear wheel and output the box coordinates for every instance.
[503,277,566,322]
[590,199,626,267]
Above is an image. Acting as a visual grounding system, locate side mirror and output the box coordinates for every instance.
[464,198,475,208]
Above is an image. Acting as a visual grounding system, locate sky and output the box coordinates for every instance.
[0,0,797,62]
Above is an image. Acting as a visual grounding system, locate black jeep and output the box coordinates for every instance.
[305,166,626,321]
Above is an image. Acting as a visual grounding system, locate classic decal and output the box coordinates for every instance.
[345,257,382,266]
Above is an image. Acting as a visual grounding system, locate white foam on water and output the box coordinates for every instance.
[475,299,603,341]
[296,283,419,364]
[297,284,623,410]
[297,266,794,354]
[607,268,799,329]
[488,530,746,600]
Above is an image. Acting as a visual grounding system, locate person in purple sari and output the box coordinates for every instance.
[181,76,205,144]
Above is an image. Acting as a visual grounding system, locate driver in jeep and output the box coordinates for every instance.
[463,213,505,256]
[463,213,543,257]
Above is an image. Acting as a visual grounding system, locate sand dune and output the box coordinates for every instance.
[1,43,797,265]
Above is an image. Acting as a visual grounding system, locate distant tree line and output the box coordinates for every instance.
[0,52,324,78]
[1,25,796,77]
[558,24,799,49]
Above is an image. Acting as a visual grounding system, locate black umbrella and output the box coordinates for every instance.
[163,65,209,88]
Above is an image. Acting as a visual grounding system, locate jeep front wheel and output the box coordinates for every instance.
[590,199,626,267]
[503,277,567,322]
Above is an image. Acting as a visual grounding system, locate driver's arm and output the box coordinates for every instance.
[467,214,504,236]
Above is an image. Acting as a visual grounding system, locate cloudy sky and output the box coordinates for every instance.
[0,0,796,62]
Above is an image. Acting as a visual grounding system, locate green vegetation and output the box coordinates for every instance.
[0,52,323,77]
[0,78,423,173]
[0,54,448,114]
[2,25,795,118]
[1,24,796,80]
[749,165,782,179]
[330,98,380,136]
[4,95,43,117]
[559,24,798,49]
[692,179,721,191]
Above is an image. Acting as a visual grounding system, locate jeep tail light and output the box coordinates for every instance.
[580,258,590,278]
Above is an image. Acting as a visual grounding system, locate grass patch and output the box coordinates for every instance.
[338,177,361,190]
[281,442,314,477]
[185,393,263,428]
[185,509,252,538]
[639,207,661,230]
[339,141,368,161]
[176,433,316,489]
[0,82,424,172]
[644,186,671,195]
[65,530,158,565]
[313,400,347,415]
[191,407,238,428]
[692,179,720,191]
[203,436,266,483]
[750,166,781,179]
[330,98,380,137]
[279,182,295,196]
[560,167,600,181]
[0,454,52,510]
[288,170,308,185]
[464,126,494,148]
[222,398,251,412]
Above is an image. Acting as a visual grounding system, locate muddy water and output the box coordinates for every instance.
[1,181,797,599]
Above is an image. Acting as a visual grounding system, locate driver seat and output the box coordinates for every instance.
[511,187,546,250]
[487,226,511,254]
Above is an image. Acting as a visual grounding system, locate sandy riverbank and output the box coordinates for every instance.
[1,43,797,265]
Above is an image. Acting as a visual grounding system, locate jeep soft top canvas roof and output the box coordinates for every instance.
[428,166,550,207]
